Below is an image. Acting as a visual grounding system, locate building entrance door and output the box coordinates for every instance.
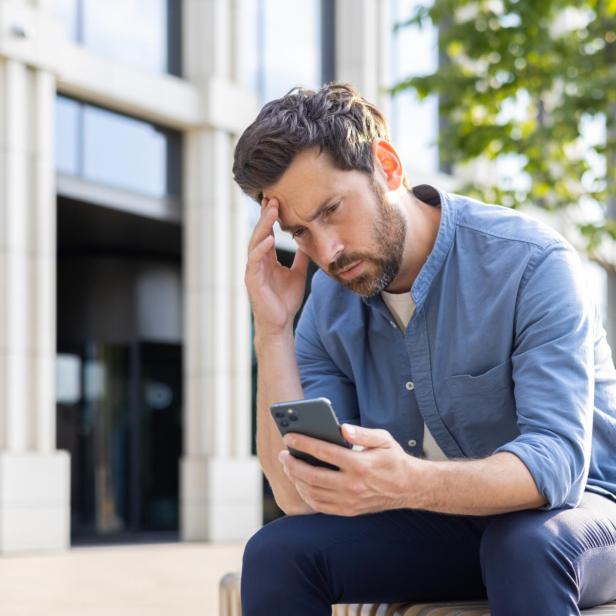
[56,197,183,543]
[56,340,182,543]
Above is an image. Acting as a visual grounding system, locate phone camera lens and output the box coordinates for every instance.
[275,411,285,418]
[290,415,298,421]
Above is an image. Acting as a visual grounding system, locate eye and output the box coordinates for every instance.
[292,227,307,240]
[325,202,340,216]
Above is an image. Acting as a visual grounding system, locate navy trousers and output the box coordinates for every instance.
[241,492,616,615]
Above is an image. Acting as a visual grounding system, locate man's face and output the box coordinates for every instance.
[263,148,407,297]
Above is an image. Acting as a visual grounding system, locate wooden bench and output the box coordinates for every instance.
[220,572,616,615]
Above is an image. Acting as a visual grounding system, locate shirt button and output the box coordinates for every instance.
[408,439,417,447]
[389,320,397,328]
[405,381,415,391]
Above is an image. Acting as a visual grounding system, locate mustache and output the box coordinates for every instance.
[329,253,376,276]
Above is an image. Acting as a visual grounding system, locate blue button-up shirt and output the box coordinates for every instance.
[295,185,616,510]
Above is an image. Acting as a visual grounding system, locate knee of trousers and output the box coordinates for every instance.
[241,515,339,612]
[242,515,326,581]
[479,511,575,587]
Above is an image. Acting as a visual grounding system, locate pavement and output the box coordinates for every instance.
[0,541,245,616]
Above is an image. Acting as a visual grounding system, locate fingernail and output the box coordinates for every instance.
[278,450,288,463]
[344,424,356,436]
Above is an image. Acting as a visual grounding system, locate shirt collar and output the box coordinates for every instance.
[362,184,457,310]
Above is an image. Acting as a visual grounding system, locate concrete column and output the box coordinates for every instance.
[335,0,391,110]
[0,55,69,553]
[230,180,252,460]
[180,0,261,542]
[229,0,257,462]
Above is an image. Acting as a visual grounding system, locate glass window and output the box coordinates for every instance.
[389,0,439,175]
[56,353,82,405]
[262,0,321,101]
[55,96,80,175]
[55,95,181,199]
[238,0,260,92]
[48,0,180,76]
[239,1,336,100]
[83,106,167,197]
[49,0,79,40]
[82,0,167,74]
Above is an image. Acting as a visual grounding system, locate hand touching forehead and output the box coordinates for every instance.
[263,148,371,232]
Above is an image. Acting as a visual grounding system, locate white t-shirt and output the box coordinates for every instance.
[381,290,448,461]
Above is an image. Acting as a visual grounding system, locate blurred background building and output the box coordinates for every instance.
[0,0,607,554]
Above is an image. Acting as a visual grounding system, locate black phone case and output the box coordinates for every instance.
[270,397,352,471]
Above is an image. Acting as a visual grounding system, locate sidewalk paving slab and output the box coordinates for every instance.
[0,541,245,616]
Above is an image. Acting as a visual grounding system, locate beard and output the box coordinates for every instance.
[328,182,407,297]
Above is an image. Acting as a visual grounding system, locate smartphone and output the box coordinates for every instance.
[270,397,352,471]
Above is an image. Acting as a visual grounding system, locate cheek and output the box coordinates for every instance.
[296,239,320,266]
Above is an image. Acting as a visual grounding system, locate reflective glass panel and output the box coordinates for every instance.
[389,0,439,174]
[82,0,167,74]
[56,353,82,405]
[261,0,322,101]
[238,0,260,92]
[49,0,79,40]
[82,105,167,198]
[55,96,80,175]
[55,96,180,199]
[48,0,174,75]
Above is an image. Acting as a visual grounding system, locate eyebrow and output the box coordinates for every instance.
[278,198,338,233]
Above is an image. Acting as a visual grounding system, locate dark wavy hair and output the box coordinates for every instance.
[232,82,406,201]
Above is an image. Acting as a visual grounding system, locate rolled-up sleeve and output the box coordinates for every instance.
[295,295,360,424]
[494,241,594,509]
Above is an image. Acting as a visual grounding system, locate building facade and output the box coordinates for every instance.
[0,0,442,553]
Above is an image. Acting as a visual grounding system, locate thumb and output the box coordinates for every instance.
[342,424,392,449]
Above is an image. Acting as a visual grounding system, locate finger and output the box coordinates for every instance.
[293,477,340,503]
[292,478,357,516]
[293,480,335,514]
[341,424,392,449]
[279,451,343,491]
[247,200,278,252]
[283,433,355,470]
[248,204,277,250]
[246,234,275,270]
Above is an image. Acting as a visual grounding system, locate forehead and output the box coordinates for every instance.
[263,148,358,223]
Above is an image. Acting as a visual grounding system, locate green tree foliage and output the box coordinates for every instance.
[392,0,616,270]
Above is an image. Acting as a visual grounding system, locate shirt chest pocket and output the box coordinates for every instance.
[440,359,519,456]
[446,359,512,395]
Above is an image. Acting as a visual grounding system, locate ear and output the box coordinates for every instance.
[371,139,405,191]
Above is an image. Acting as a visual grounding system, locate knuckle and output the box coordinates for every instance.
[353,458,368,475]
[351,480,364,496]
[313,445,326,461]
[302,486,315,503]
[305,470,318,485]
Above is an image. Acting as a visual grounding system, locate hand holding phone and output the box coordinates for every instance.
[270,397,352,470]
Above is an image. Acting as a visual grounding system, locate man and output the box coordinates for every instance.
[233,82,616,615]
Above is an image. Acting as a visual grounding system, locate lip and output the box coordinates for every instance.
[338,260,364,280]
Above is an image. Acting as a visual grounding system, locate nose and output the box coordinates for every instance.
[314,228,344,267]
